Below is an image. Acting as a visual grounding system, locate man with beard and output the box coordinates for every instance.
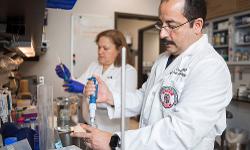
[72,0,232,149]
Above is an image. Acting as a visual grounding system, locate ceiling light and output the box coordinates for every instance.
[17,40,35,57]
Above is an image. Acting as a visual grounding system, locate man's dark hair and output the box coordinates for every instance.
[160,0,207,27]
[183,0,207,27]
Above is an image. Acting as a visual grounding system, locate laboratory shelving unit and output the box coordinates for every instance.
[206,10,250,65]
[206,11,250,66]
[233,12,250,63]
[206,10,250,103]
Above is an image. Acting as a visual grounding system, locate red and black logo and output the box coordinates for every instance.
[159,86,178,108]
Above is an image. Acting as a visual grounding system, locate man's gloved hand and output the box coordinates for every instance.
[63,79,84,93]
[55,64,71,81]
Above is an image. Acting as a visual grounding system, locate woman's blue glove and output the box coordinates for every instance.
[55,64,71,81]
[63,79,84,93]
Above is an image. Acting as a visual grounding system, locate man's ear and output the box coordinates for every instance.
[193,18,203,34]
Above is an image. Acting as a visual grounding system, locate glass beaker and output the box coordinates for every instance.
[56,97,71,130]
[55,96,79,131]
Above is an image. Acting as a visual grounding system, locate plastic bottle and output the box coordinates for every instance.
[30,117,36,130]
[24,118,31,128]
[220,32,225,45]
[29,117,39,150]
[54,130,63,149]
[33,123,39,150]
[17,117,25,128]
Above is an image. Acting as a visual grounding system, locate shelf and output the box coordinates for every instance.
[235,23,250,29]
[235,42,250,46]
[227,61,250,65]
[214,45,228,48]
[232,97,250,104]
[213,29,228,33]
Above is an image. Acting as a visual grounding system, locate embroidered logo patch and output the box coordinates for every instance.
[159,86,178,108]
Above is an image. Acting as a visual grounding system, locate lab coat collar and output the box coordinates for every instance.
[179,34,208,57]
[163,34,208,65]
[161,34,208,81]
[107,63,115,70]
[141,35,209,123]
[101,63,115,75]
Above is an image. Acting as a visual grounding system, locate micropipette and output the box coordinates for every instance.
[88,77,98,127]
[57,56,69,82]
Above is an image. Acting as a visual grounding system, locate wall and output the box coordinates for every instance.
[73,0,160,16]
[19,0,161,98]
[117,18,156,51]
[143,31,159,67]
[20,9,72,98]
[117,18,156,69]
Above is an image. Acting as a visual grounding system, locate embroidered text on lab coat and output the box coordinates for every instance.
[170,68,187,77]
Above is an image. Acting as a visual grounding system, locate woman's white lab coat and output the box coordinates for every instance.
[77,62,137,132]
[107,35,232,149]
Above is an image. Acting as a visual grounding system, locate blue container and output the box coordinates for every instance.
[34,125,39,150]
[4,137,17,145]
[47,0,77,10]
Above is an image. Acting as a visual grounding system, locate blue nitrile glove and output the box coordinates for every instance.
[63,79,84,93]
[55,64,71,81]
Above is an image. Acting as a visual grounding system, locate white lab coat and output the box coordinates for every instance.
[107,34,232,150]
[77,62,137,132]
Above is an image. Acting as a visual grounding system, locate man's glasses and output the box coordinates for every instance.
[155,18,196,33]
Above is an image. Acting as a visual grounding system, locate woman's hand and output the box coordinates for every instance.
[84,74,114,106]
